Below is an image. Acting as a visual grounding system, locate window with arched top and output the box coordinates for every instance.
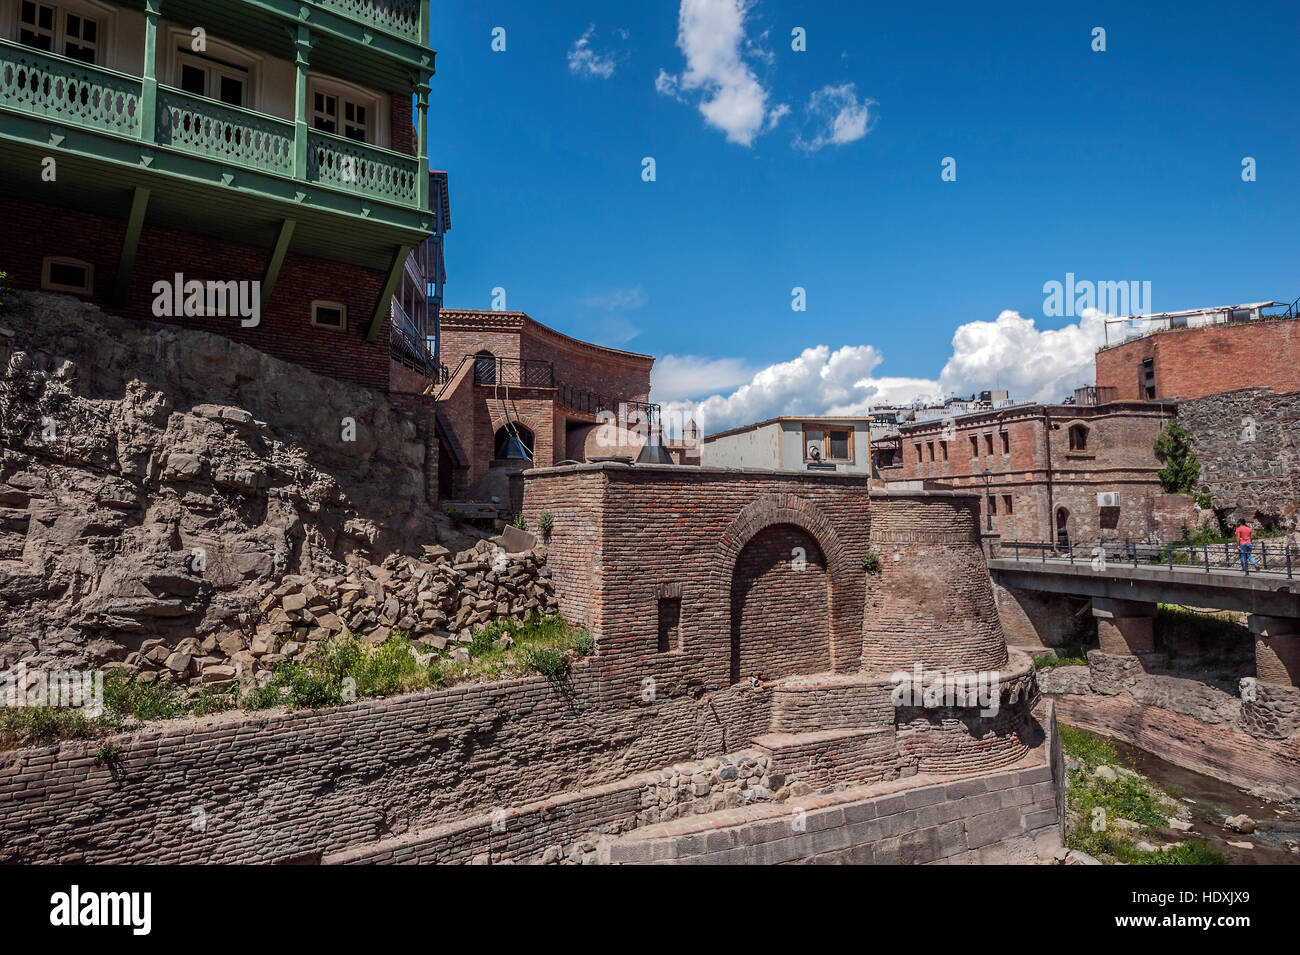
[1068,424,1089,451]
[473,350,497,384]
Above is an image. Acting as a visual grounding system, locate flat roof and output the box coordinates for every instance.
[703,415,874,441]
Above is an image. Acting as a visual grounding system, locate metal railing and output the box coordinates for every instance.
[557,381,661,425]
[389,297,437,377]
[471,355,556,388]
[991,537,1296,578]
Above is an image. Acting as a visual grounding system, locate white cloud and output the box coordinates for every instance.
[568,24,620,79]
[653,309,1110,437]
[794,83,873,152]
[655,0,787,147]
[937,308,1108,403]
[580,286,648,311]
[651,354,757,404]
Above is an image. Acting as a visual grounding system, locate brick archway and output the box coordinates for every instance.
[705,495,860,680]
[729,524,830,683]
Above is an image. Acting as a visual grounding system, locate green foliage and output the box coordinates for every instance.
[1059,723,1225,865]
[0,704,108,750]
[445,507,465,528]
[1153,420,1200,493]
[1194,492,1213,510]
[95,741,120,766]
[517,643,570,676]
[1059,723,1118,772]
[242,660,342,711]
[510,513,528,530]
[102,672,188,722]
[1034,643,1090,669]
[573,632,595,656]
[861,551,883,575]
[537,510,554,535]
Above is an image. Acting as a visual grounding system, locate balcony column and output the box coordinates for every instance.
[291,25,315,181]
[140,0,162,143]
[415,73,431,212]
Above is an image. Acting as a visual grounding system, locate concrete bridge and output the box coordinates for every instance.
[988,540,1300,687]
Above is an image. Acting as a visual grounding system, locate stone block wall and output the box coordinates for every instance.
[603,757,1060,865]
[1178,387,1300,522]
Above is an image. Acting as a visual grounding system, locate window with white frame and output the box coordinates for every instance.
[311,301,347,330]
[176,50,248,107]
[19,1,99,64]
[309,79,378,143]
[41,257,93,294]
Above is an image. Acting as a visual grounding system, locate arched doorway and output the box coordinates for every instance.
[494,423,534,461]
[729,524,830,684]
[1055,507,1070,549]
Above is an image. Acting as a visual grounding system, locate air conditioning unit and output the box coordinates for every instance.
[1097,492,1120,508]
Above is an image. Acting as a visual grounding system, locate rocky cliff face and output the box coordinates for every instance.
[0,292,438,672]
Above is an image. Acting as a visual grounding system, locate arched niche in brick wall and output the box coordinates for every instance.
[729,524,830,683]
[705,495,860,683]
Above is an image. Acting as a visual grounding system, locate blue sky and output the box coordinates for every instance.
[428,0,1300,433]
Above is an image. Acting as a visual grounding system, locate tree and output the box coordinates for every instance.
[1153,419,1199,493]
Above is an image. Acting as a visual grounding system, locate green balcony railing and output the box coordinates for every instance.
[307,130,420,206]
[157,86,295,176]
[0,39,140,137]
[0,40,424,214]
[312,0,422,42]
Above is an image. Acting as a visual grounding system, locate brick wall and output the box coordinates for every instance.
[1097,318,1300,401]
[0,667,774,864]
[436,311,656,494]
[390,92,416,157]
[522,464,874,694]
[864,490,1008,671]
[900,402,1176,542]
[2,198,393,392]
[730,524,830,681]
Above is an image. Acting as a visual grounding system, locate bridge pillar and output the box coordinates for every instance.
[992,582,1090,652]
[1091,598,1156,655]
[1249,615,1300,687]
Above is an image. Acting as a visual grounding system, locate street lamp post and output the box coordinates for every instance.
[981,469,993,533]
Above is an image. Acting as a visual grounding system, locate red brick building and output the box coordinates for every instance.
[1096,305,1300,401]
[432,309,664,500]
[888,400,1193,546]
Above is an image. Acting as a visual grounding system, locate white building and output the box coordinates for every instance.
[701,416,872,474]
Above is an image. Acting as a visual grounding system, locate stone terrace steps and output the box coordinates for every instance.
[600,751,1059,865]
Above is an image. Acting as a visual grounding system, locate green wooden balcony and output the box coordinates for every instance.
[312,0,423,43]
[0,38,422,213]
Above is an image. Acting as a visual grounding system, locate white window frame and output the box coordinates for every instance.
[311,300,347,331]
[162,27,262,112]
[306,73,386,146]
[41,256,93,295]
[175,50,250,107]
[12,0,114,66]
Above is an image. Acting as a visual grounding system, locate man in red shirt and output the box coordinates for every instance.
[1235,520,1260,572]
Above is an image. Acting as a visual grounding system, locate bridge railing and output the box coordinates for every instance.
[990,538,1296,578]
